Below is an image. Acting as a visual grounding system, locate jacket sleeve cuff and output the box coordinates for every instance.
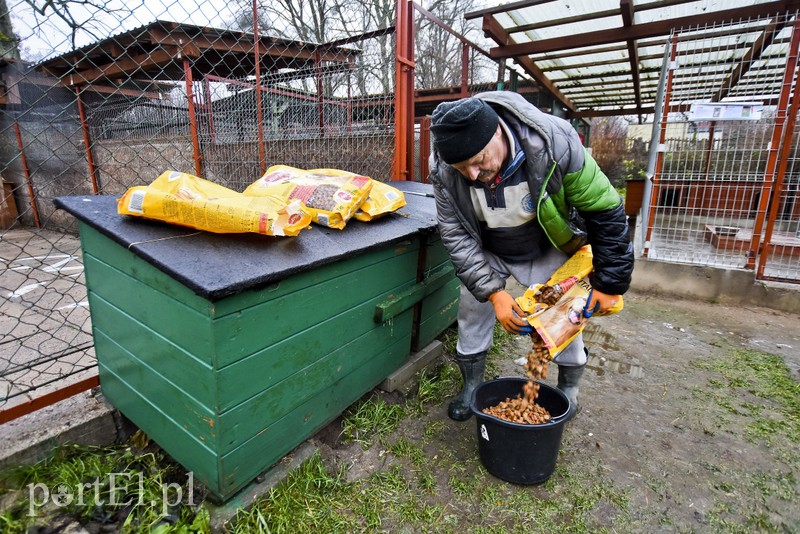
[471,277,507,303]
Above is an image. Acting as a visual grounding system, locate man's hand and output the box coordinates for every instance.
[488,290,530,334]
[583,288,621,318]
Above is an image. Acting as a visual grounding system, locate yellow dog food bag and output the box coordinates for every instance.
[243,165,373,230]
[516,245,624,358]
[117,170,311,236]
[354,181,407,222]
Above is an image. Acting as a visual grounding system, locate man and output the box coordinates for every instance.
[427,91,634,421]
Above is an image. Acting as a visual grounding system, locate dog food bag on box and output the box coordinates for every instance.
[117,170,311,236]
[354,181,407,222]
[243,165,373,230]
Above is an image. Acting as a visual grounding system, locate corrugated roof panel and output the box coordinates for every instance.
[478,0,795,114]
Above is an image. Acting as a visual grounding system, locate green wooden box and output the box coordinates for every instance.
[55,182,458,502]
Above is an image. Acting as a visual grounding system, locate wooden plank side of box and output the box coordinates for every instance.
[81,251,216,366]
[95,361,220,492]
[217,330,412,500]
[216,304,415,452]
[211,242,420,368]
[93,330,217,447]
[415,277,460,351]
[88,294,215,409]
[210,240,421,317]
[423,234,453,270]
[414,235,459,351]
[215,273,418,413]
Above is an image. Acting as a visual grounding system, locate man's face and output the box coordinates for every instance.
[450,126,507,184]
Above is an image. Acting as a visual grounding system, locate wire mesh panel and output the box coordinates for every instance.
[760,109,800,282]
[199,32,397,191]
[643,11,800,284]
[1,0,399,418]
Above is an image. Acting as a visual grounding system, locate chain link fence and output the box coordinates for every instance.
[1,0,403,418]
[1,0,508,420]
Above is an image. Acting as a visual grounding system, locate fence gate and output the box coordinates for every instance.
[640,11,800,284]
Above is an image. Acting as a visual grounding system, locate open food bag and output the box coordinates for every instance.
[516,245,624,358]
[117,170,311,236]
[243,165,373,230]
[353,180,406,222]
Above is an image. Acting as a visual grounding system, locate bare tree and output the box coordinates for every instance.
[229,0,492,95]
[415,0,488,90]
[18,0,132,49]
[342,0,395,95]
[229,5,277,37]
[590,116,643,187]
[0,0,20,59]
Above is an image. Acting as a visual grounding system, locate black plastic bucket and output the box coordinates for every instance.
[470,377,573,485]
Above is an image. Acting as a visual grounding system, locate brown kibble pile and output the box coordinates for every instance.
[482,283,567,425]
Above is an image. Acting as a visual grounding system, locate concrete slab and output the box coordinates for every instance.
[0,389,119,470]
[379,340,443,392]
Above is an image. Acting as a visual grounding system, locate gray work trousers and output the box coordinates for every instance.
[455,247,587,366]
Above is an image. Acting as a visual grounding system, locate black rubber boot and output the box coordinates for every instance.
[557,364,585,416]
[448,351,486,421]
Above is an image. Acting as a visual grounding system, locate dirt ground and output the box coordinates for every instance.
[2,284,798,532]
[314,286,800,532]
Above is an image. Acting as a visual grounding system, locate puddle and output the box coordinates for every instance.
[586,354,644,378]
[581,328,621,353]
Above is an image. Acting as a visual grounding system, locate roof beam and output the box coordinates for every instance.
[571,95,785,118]
[620,0,643,122]
[489,1,800,58]
[62,48,177,85]
[464,0,558,21]
[482,15,577,112]
[531,26,787,64]
[711,17,786,102]
[506,8,619,34]
[504,0,701,34]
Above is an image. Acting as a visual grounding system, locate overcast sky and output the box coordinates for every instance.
[14,0,262,60]
[12,0,501,61]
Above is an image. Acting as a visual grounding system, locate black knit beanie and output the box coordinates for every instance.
[430,98,500,164]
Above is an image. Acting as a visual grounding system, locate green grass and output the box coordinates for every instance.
[23,332,800,532]
[340,394,406,449]
[690,348,800,446]
[687,348,800,531]
[228,440,632,533]
[0,444,208,533]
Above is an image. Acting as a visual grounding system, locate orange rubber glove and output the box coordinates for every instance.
[487,290,530,334]
[583,287,622,317]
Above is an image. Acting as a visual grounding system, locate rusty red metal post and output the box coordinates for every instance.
[253,0,267,174]
[12,121,40,228]
[204,76,217,145]
[643,34,678,258]
[183,57,203,177]
[393,0,415,181]
[748,18,800,269]
[461,42,469,96]
[418,115,430,182]
[757,37,800,279]
[316,51,325,136]
[75,87,100,194]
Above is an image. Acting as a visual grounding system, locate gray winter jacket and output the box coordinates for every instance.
[428,91,633,302]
